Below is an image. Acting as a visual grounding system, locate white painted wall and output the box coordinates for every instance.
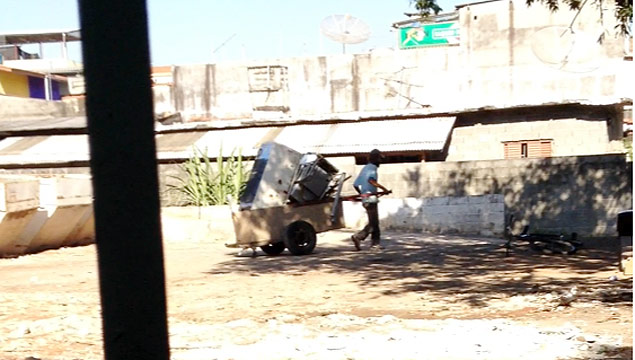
[344,194,505,237]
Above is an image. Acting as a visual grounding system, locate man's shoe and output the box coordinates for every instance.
[369,244,385,252]
[351,236,361,251]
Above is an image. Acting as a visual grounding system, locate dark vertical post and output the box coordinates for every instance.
[77,1,170,359]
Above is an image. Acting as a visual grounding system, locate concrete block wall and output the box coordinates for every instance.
[153,85,172,117]
[446,118,613,161]
[172,63,255,121]
[458,0,624,70]
[371,154,632,237]
[445,104,626,161]
[0,153,628,247]
[159,194,504,244]
[287,57,330,116]
[157,0,628,122]
[165,51,627,123]
[212,62,253,119]
[158,154,631,238]
[343,194,505,237]
[172,64,210,120]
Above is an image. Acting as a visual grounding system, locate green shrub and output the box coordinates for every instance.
[168,146,248,206]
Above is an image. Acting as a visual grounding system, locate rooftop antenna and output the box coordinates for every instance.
[212,33,237,61]
[320,14,371,54]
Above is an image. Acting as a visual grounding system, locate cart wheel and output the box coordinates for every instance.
[260,242,286,255]
[550,240,578,255]
[283,220,316,255]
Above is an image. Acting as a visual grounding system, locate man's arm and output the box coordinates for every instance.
[368,178,390,193]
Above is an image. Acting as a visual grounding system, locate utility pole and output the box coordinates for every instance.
[77,0,170,359]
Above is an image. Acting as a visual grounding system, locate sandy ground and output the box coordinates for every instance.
[0,229,631,360]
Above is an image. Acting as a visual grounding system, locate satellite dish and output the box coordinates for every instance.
[530,26,605,73]
[320,14,371,53]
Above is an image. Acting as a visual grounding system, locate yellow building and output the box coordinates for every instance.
[0,65,66,100]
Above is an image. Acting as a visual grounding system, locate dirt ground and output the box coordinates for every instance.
[0,229,632,360]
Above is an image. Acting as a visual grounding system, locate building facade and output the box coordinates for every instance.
[149,0,630,163]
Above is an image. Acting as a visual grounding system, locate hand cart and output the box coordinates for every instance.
[225,142,349,256]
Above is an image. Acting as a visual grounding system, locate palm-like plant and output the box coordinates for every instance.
[168,146,248,206]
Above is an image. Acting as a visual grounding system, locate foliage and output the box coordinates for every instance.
[168,146,248,206]
[411,0,443,17]
[409,0,631,35]
[525,0,632,35]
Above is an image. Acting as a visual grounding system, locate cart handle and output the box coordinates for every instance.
[340,190,392,202]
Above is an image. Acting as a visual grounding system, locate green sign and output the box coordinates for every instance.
[399,22,460,49]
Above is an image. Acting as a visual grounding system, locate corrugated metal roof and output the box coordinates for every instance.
[155,132,206,152]
[0,29,81,44]
[0,64,68,82]
[273,117,455,154]
[157,126,271,159]
[0,117,455,165]
[0,99,629,136]
[157,117,454,159]
[0,134,89,164]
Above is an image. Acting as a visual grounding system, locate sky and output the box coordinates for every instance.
[0,0,461,66]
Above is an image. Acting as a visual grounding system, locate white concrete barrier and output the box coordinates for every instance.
[0,177,41,256]
[0,176,40,212]
[27,205,94,252]
[2,190,505,257]
[0,175,95,257]
[161,206,235,243]
[343,194,505,237]
[160,194,506,246]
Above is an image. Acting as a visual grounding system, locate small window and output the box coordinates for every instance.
[503,139,552,159]
[247,65,288,92]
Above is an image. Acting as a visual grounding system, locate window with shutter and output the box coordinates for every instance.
[503,139,552,159]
